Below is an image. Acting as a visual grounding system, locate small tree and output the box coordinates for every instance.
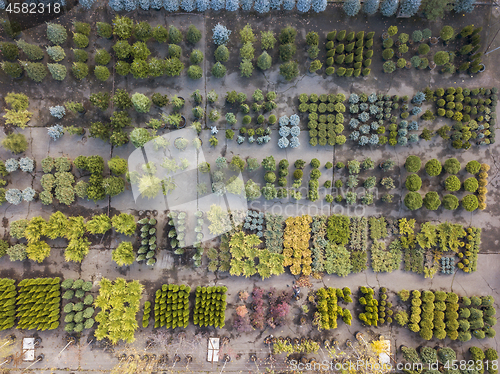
[20,61,47,82]
[423,192,441,210]
[1,62,23,78]
[309,60,322,73]
[279,61,299,81]
[362,0,380,14]
[404,192,423,210]
[94,66,110,81]
[47,23,67,45]
[296,0,311,12]
[454,0,475,13]
[212,62,227,78]
[399,0,421,16]
[380,0,399,16]
[440,26,454,41]
[311,0,326,11]
[112,242,134,266]
[343,0,361,15]
[433,51,450,65]
[16,40,44,60]
[188,65,203,79]
[72,62,89,80]
[257,51,272,70]
[2,133,28,154]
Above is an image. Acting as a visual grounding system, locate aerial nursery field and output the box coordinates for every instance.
[0,0,498,371]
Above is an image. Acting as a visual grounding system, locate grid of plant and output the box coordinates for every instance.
[298,93,347,147]
[94,278,143,344]
[381,25,485,75]
[166,210,207,267]
[424,86,497,148]
[38,155,127,206]
[399,290,496,341]
[5,211,136,266]
[234,286,295,331]
[61,279,95,333]
[166,211,187,252]
[400,346,499,372]
[0,156,35,205]
[324,30,374,77]
[347,92,425,146]
[0,278,16,331]
[404,156,490,212]
[193,286,227,328]
[16,278,61,330]
[315,287,353,329]
[0,18,205,82]
[136,215,158,266]
[153,284,191,329]
[211,23,283,79]
[209,89,277,147]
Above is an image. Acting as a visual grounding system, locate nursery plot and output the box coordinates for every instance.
[193,286,227,328]
[324,30,375,77]
[154,283,190,329]
[381,25,485,75]
[0,278,16,331]
[16,277,61,330]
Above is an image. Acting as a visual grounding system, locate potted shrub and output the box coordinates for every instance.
[174,137,188,151]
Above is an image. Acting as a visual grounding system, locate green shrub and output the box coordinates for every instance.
[152,25,169,43]
[187,24,202,44]
[1,61,23,78]
[113,16,134,39]
[440,26,454,41]
[444,175,461,191]
[0,42,19,61]
[73,33,89,49]
[405,174,422,191]
[279,61,299,81]
[423,192,441,210]
[134,21,152,42]
[404,192,423,210]
[72,62,89,80]
[112,40,132,60]
[187,65,203,79]
[94,49,111,65]
[461,194,478,211]
[464,177,478,192]
[169,25,183,44]
[96,22,113,38]
[434,51,450,66]
[443,158,461,174]
[466,160,481,174]
[94,66,110,81]
[20,61,47,82]
[190,49,204,64]
[16,40,44,60]
[405,155,421,172]
[46,46,65,62]
[425,159,442,176]
[131,93,151,113]
[212,62,226,78]
[257,51,272,70]
[2,133,28,154]
[214,45,230,62]
[382,49,394,60]
[47,23,67,45]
